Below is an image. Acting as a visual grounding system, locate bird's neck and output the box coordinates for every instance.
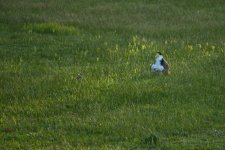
[156,55,163,61]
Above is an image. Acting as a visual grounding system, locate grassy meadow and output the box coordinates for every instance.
[0,0,225,149]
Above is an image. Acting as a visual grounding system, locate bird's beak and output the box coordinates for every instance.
[155,54,159,58]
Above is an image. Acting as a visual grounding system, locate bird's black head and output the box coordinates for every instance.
[157,52,162,55]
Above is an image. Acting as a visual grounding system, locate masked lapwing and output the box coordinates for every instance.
[150,52,170,74]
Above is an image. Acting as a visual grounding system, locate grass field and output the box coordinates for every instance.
[0,0,225,149]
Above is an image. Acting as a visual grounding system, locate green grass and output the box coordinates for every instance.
[23,22,79,34]
[0,0,225,149]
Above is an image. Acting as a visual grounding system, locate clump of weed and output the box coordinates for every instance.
[23,22,78,34]
[144,134,159,147]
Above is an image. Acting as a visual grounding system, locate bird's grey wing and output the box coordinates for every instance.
[161,58,169,69]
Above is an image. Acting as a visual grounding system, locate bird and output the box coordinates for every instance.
[150,52,170,74]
